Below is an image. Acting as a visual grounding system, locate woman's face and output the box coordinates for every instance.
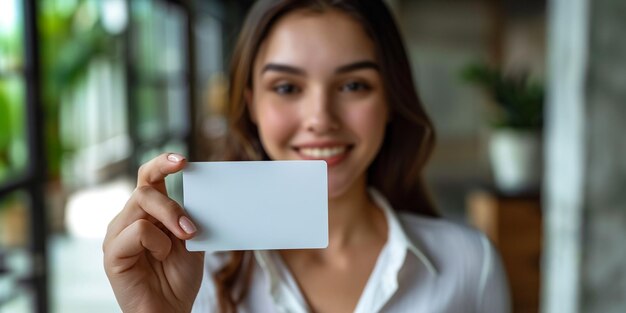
[249,9,388,199]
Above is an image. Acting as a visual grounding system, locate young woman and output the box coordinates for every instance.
[103,1,511,312]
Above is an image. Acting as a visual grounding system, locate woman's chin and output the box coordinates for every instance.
[326,178,358,200]
[327,188,344,200]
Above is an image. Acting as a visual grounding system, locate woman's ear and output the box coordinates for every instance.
[245,88,257,124]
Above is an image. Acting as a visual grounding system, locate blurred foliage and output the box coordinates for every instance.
[40,0,116,178]
[0,84,12,180]
[0,80,27,185]
[461,62,544,130]
[0,0,117,192]
[0,0,27,189]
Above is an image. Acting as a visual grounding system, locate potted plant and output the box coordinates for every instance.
[461,62,544,194]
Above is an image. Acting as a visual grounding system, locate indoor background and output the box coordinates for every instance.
[0,0,624,312]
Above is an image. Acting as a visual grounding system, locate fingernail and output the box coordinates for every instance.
[167,153,185,163]
[179,216,197,234]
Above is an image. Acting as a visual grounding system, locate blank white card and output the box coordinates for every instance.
[182,161,328,252]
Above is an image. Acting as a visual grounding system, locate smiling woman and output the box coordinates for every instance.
[248,9,389,199]
[103,1,511,313]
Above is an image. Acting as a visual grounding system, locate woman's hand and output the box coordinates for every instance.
[103,153,204,313]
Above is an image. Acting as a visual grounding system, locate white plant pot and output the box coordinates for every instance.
[488,129,542,194]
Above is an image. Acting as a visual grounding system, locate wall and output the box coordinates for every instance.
[394,0,546,218]
[581,0,626,311]
[543,0,626,312]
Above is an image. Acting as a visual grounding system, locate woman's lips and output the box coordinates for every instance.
[293,145,352,167]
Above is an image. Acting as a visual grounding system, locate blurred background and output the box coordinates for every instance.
[0,0,624,312]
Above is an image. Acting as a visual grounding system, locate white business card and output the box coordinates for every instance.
[182,160,328,252]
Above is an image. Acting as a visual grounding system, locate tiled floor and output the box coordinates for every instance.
[48,178,132,312]
[1,178,132,313]
[0,236,120,313]
[49,235,121,313]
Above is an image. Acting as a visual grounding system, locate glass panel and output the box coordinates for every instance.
[0,79,28,185]
[162,5,185,76]
[0,0,24,74]
[136,85,164,142]
[195,15,224,121]
[132,0,156,76]
[0,190,33,311]
[131,0,186,77]
[130,0,191,174]
[0,191,30,249]
[166,86,188,135]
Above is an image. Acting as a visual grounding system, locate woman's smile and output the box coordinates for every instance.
[292,142,355,167]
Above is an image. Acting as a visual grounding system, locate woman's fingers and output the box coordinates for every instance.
[104,153,195,254]
[104,219,172,273]
[137,153,187,194]
[106,185,197,242]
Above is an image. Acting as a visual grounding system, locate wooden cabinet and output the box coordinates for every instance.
[467,190,542,313]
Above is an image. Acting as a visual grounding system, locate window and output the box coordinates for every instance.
[0,0,48,312]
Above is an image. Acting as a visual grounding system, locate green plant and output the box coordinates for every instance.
[0,88,11,183]
[461,62,544,130]
[38,0,114,178]
[0,3,27,188]
[0,80,27,188]
[1,0,113,184]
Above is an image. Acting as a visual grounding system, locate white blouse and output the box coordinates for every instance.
[192,189,511,313]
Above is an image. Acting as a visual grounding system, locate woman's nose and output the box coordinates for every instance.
[303,92,340,134]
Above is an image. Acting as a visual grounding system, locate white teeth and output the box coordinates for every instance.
[299,146,347,158]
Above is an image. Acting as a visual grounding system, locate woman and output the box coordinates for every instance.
[103,1,511,312]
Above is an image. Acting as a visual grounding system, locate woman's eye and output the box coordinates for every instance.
[341,81,370,92]
[273,83,299,95]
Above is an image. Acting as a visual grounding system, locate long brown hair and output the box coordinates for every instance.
[213,0,439,312]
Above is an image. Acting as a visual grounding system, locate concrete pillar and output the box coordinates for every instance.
[543,0,626,312]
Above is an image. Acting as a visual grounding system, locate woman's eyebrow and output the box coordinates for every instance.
[261,60,379,76]
[261,63,305,76]
[335,60,379,74]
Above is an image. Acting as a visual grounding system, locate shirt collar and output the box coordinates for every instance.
[254,188,437,313]
[254,188,439,278]
[368,187,439,276]
[254,250,309,313]
[252,187,439,311]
